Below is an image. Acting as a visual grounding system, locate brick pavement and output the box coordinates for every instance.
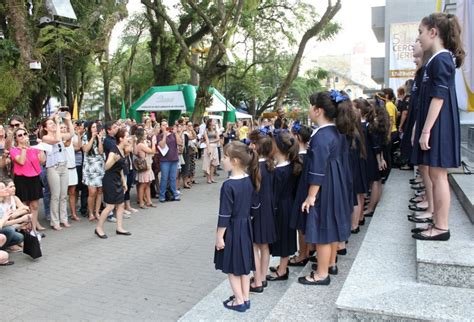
[0,171,226,321]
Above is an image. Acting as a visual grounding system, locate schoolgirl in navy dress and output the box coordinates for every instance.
[360,99,390,218]
[287,122,313,266]
[247,129,276,293]
[299,91,352,286]
[405,42,436,227]
[267,131,302,282]
[351,99,371,230]
[411,13,464,241]
[214,141,261,312]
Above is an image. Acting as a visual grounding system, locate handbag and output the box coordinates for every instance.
[133,157,148,172]
[21,221,42,259]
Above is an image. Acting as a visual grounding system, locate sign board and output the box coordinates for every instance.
[46,0,77,20]
[136,91,186,112]
[389,22,418,90]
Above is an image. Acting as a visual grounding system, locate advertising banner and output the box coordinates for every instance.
[389,22,419,90]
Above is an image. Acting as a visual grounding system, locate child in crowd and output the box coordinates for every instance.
[267,131,302,282]
[288,122,313,266]
[299,91,352,286]
[248,129,276,293]
[411,13,464,241]
[214,141,261,312]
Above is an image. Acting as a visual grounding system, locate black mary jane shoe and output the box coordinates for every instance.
[116,230,132,236]
[410,183,425,190]
[269,265,279,273]
[308,255,317,262]
[249,284,264,293]
[298,271,330,285]
[337,248,347,256]
[364,211,374,217]
[288,256,309,267]
[359,218,365,226]
[311,264,338,275]
[412,226,450,241]
[266,269,289,281]
[309,250,316,256]
[409,178,422,184]
[94,229,108,239]
[250,277,267,288]
[351,227,360,234]
[407,215,433,224]
[409,204,428,212]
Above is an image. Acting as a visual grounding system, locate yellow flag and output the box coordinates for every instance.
[72,95,79,120]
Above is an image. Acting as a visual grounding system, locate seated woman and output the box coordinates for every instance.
[0,182,29,252]
[0,233,14,266]
[1,181,32,227]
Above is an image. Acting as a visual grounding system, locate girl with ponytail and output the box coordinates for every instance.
[214,141,261,312]
[247,130,277,293]
[288,122,314,266]
[267,130,302,282]
[410,13,464,241]
[298,91,352,286]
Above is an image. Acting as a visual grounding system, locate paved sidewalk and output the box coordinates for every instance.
[1,172,226,321]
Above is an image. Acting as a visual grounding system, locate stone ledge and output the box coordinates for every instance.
[449,173,474,223]
[336,170,474,320]
[416,188,474,288]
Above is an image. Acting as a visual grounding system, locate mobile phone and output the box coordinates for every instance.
[29,134,38,146]
[0,148,4,156]
[96,124,103,132]
[59,111,67,118]
[59,106,69,112]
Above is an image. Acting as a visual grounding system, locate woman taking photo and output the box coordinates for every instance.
[41,112,74,230]
[82,121,105,222]
[95,128,131,238]
[10,127,46,231]
[135,128,157,208]
[202,119,220,184]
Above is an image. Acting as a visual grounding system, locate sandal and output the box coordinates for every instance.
[146,204,157,208]
[88,215,97,222]
[288,256,309,266]
[139,205,148,209]
[412,226,450,241]
[297,271,330,285]
[408,204,428,212]
[71,215,81,222]
[0,260,14,266]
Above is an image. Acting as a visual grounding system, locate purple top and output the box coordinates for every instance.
[157,133,179,162]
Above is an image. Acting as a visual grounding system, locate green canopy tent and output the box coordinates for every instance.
[129,84,236,125]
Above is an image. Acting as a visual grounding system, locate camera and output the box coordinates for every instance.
[29,134,38,146]
[58,106,69,118]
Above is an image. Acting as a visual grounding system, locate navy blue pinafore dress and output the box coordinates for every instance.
[270,163,297,257]
[252,160,277,244]
[304,125,352,244]
[411,50,461,168]
[214,176,259,275]
[290,152,309,231]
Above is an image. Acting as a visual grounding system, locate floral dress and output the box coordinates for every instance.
[82,135,105,187]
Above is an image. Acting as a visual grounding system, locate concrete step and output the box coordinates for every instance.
[336,170,474,321]
[449,173,474,223]
[416,179,474,288]
[265,224,368,321]
[178,258,304,321]
[461,142,474,162]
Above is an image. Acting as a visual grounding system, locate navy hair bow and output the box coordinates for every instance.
[291,120,302,134]
[329,89,349,103]
[259,126,271,136]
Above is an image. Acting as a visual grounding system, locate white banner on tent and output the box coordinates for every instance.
[136,91,186,111]
[456,0,473,113]
[206,94,232,112]
[388,22,418,90]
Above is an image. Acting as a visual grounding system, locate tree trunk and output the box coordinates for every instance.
[103,67,112,121]
[192,76,213,124]
[5,0,33,63]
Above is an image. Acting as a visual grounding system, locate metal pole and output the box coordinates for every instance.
[59,51,66,106]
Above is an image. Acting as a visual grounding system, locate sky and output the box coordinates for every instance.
[110,0,386,85]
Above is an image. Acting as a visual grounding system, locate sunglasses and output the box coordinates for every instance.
[10,123,21,128]
[16,132,27,138]
[58,144,62,153]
